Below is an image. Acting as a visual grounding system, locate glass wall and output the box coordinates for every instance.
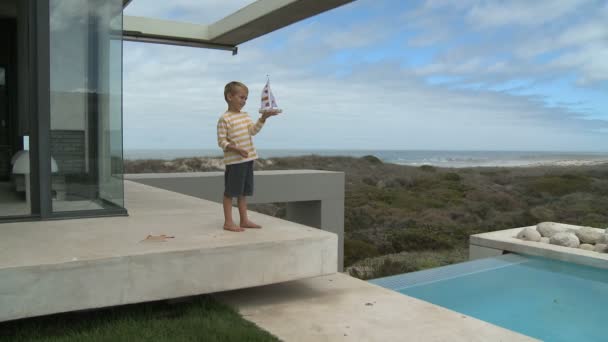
[49,0,123,212]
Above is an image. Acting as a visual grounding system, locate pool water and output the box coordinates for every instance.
[370,254,608,342]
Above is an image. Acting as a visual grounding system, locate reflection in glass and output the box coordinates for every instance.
[49,0,124,212]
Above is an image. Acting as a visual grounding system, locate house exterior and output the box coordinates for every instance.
[0,1,349,322]
[0,0,353,223]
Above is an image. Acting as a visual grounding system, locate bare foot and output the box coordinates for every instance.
[223,224,244,232]
[240,220,262,229]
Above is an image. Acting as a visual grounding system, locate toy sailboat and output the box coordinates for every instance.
[259,77,282,114]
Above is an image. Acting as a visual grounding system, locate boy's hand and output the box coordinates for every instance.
[237,148,249,158]
[261,110,280,121]
[228,143,249,158]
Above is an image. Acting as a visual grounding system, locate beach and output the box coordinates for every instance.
[125,149,608,168]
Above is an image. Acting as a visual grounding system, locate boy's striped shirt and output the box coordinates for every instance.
[217,111,265,165]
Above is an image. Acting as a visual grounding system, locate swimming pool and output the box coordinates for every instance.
[370,254,608,342]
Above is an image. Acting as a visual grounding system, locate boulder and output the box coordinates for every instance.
[516,227,542,242]
[537,222,569,238]
[598,234,608,245]
[540,237,550,244]
[574,227,604,244]
[177,164,192,172]
[549,232,580,248]
[579,244,594,251]
[594,244,608,253]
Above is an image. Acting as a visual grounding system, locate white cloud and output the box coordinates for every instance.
[123,44,607,151]
[467,0,589,28]
[550,44,608,85]
[403,0,608,86]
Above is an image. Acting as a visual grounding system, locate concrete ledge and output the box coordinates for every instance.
[126,170,345,270]
[0,181,337,322]
[470,226,608,269]
[123,1,355,48]
[125,170,344,204]
[215,273,536,341]
[208,0,354,45]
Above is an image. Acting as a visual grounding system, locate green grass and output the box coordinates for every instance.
[0,296,278,342]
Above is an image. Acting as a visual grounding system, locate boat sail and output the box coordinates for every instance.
[259,78,282,114]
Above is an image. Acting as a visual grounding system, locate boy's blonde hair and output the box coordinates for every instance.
[224,81,248,102]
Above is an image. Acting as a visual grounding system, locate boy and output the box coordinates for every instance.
[217,81,278,232]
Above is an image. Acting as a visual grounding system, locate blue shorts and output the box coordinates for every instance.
[224,161,254,197]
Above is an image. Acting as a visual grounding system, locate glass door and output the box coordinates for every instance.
[0,12,31,219]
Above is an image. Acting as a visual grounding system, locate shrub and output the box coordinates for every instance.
[344,239,380,266]
[528,206,555,222]
[419,165,437,172]
[371,259,419,278]
[362,177,376,186]
[390,231,454,252]
[484,191,520,211]
[362,155,383,164]
[527,174,592,196]
[442,172,462,182]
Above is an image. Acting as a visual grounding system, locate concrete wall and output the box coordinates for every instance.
[126,170,345,270]
[469,245,504,260]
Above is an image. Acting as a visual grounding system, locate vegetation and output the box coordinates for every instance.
[1,296,278,342]
[125,155,608,279]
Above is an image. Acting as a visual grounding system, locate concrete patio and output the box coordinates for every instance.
[215,272,537,341]
[0,180,337,322]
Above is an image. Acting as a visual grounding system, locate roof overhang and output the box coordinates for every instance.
[122,0,354,54]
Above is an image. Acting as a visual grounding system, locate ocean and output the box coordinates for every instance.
[124,149,608,168]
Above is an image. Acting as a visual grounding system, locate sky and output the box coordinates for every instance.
[123,0,608,152]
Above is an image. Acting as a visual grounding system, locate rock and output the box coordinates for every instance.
[579,244,594,251]
[516,227,541,242]
[209,158,225,170]
[594,244,608,253]
[540,237,550,244]
[549,232,580,248]
[574,227,604,244]
[177,164,191,172]
[597,234,608,245]
[537,222,570,238]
